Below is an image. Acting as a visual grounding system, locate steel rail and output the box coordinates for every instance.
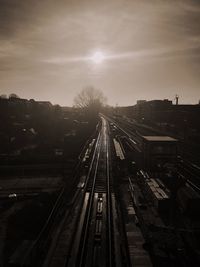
[41,132,102,267]
[83,132,101,189]
[76,133,103,266]
[102,114,141,146]
[76,117,115,267]
[105,120,114,267]
[21,131,102,267]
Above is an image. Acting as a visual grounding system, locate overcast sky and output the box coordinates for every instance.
[0,0,200,106]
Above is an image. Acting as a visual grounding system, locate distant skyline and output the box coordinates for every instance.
[0,0,200,106]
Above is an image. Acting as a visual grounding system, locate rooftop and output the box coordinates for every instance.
[142,136,177,142]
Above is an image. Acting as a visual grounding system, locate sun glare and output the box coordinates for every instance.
[91,51,105,64]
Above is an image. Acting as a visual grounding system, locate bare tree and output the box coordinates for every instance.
[74,86,106,111]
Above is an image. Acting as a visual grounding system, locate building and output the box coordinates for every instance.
[141,136,178,171]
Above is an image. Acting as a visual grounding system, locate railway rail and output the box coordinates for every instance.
[13,113,199,267]
[40,116,121,267]
[8,125,100,267]
[67,117,116,267]
[105,114,200,192]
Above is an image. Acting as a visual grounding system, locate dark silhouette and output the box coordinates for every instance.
[74,86,106,116]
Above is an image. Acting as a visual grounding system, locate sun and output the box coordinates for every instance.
[90,51,105,64]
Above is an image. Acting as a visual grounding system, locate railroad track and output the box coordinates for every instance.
[105,114,200,190]
[8,126,101,267]
[66,117,116,267]
[178,162,200,193]
[15,116,128,267]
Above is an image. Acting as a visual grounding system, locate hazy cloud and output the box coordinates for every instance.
[0,0,200,105]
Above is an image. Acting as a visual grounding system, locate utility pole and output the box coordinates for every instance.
[175,94,179,105]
